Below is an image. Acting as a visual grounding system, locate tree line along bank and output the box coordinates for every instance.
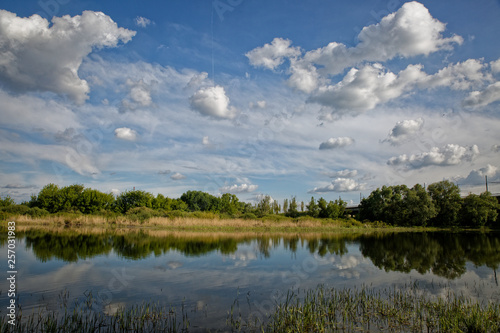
[0,181,498,228]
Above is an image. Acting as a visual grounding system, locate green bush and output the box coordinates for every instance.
[241,212,257,220]
[1,204,30,215]
[165,210,189,219]
[28,207,50,218]
[126,207,159,222]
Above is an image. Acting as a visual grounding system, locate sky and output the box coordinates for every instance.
[0,0,499,205]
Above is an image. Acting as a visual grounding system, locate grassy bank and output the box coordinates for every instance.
[2,212,451,233]
[2,285,499,332]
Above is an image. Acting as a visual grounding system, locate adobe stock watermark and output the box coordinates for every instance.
[36,0,72,20]
[73,266,135,314]
[245,252,331,325]
[213,0,244,22]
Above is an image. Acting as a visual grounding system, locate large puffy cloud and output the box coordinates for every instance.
[462,82,500,109]
[302,1,462,77]
[309,178,366,193]
[319,137,355,150]
[387,144,479,169]
[220,183,258,194]
[310,60,490,116]
[453,164,499,186]
[421,59,490,91]
[245,38,301,70]
[0,10,135,104]
[491,59,500,73]
[189,85,237,119]
[249,2,463,92]
[309,63,424,115]
[383,118,424,145]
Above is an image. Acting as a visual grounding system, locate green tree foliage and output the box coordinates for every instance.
[59,184,85,212]
[115,190,154,213]
[360,184,436,226]
[0,196,15,207]
[427,180,462,226]
[257,195,273,217]
[286,197,299,218]
[180,191,219,212]
[460,192,499,227]
[219,193,241,215]
[75,188,114,214]
[273,200,280,215]
[402,184,437,227]
[307,197,319,218]
[30,183,64,213]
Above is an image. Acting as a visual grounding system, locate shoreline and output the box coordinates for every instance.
[1,214,494,233]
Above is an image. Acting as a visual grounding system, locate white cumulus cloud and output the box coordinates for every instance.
[248,2,462,92]
[120,79,154,112]
[170,172,186,180]
[309,178,366,193]
[245,38,301,70]
[388,144,479,169]
[453,164,499,186]
[114,127,138,141]
[319,137,355,150]
[220,183,258,194]
[0,10,135,104]
[310,60,490,117]
[462,82,500,109]
[189,85,237,119]
[383,118,424,145]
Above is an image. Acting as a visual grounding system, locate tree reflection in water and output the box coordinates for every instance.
[4,227,500,280]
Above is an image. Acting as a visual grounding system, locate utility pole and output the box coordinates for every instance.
[486,175,488,193]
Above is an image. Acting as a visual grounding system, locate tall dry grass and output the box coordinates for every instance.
[6,214,366,231]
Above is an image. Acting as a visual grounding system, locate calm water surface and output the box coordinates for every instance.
[1,227,500,330]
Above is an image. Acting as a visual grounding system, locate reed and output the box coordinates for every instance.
[232,284,500,332]
[3,284,498,332]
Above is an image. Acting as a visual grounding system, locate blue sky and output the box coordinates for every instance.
[1,0,500,204]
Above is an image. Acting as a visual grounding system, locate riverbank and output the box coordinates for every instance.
[1,213,458,233]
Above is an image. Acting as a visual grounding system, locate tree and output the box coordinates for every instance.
[0,196,15,208]
[317,198,329,218]
[283,199,288,214]
[59,184,85,212]
[360,184,436,226]
[402,184,436,227]
[306,197,319,218]
[359,186,391,222]
[427,180,462,226]
[257,195,272,217]
[219,193,241,215]
[180,191,218,212]
[115,190,154,213]
[273,200,280,215]
[286,197,299,218]
[30,183,63,213]
[76,188,114,214]
[460,192,500,227]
